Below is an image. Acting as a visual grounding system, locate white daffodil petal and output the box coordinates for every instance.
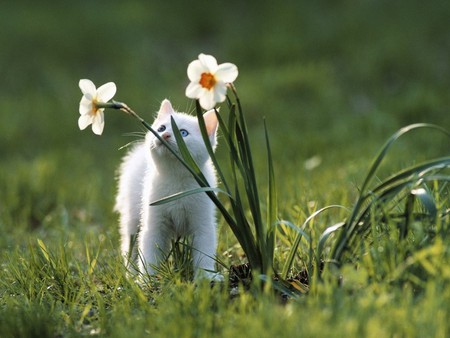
[199,90,216,110]
[92,121,104,135]
[79,96,93,115]
[78,114,93,130]
[199,54,218,73]
[185,82,204,99]
[215,63,238,83]
[187,60,206,82]
[96,109,105,124]
[79,79,96,96]
[92,111,105,135]
[97,82,117,102]
[213,83,227,103]
[83,92,94,101]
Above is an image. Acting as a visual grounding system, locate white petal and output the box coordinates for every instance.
[92,111,105,135]
[97,82,116,102]
[79,96,93,115]
[95,109,105,124]
[92,121,105,135]
[213,82,227,103]
[83,92,94,101]
[187,60,206,82]
[79,79,96,96]
[199,90,216,110]
[215,63,238,83]
[185,82,204,99]
[198,54,218,73]
[78,114,93,130]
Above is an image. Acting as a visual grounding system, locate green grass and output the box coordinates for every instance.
[1,0,450,337]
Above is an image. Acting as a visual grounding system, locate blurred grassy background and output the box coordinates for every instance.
[1,0,449,248]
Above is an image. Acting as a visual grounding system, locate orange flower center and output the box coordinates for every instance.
[199,72,216,90]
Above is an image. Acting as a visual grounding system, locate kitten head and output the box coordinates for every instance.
[146,99,219,166]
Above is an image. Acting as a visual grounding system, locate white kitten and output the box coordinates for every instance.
[114,99,221,280]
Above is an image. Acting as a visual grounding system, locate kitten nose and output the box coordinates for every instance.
[162,132,171,140]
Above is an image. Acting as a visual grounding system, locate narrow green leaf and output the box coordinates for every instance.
[332,124,449,263]
[360,124,449,197]
[150,187,231,206]
[231,92,264,246]
[411,187,438,219]
[280,205,347,279]
[402,191,415,239]
[278,220,312,242]
[141,120,204,184]
[370,157,450,198]
[265,119,277,272]
[317,222,345,261]
[278,219,312,278]
[235,120,264,263]
[229,167,261,268]
[37,239,50,263]
[215,110,249,183]
[170,117,206,182]
[194,102,231,195]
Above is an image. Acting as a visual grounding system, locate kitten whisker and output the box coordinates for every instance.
[118,130,147,150]
[119,139,144,151]
[123,131,146,138]
[185,100,195,115]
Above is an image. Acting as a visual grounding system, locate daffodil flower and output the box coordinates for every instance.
[185,53,238,110]
[78,79,117,135]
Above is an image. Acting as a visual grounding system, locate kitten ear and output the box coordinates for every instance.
[157,99,174,118]
[203,109,219,139]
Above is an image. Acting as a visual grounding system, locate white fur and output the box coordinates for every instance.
[114,99,220,280]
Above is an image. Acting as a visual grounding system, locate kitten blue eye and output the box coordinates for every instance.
[180,129,189,137]
[157,125,166,132]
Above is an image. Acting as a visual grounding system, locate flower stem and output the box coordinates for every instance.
[96,100,154,131]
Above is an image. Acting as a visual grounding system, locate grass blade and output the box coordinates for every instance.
[265,119,277,272]
[280,205,347,279]
[317,222,345,263]
[411,187,438,219]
